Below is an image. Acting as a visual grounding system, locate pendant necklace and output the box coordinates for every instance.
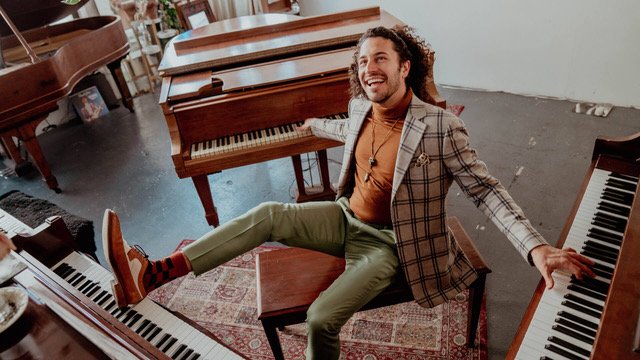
[364,117,401,182]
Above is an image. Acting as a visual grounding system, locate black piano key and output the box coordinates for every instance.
[179,349,194,360]
[92,290,107,303]
[156,334,171,349]
[141,323,156,338]
[564,294,603,312]
[547,336,591,357]
[85,284,100,297]
[570,277,608,296]
[127,313,143,328]
[591,262,615,275]
[581,249,618,265]
[171,344,188,359]
[540,357,554,360]
[104,299,117,311]
[544,343,587,360]
[553,323,595,345]
[67,272,82,283]
[583,240,619,256]
[555,318,597,338]
[594,211,628,229]
[162,337,178,352]
[147,326,162,342]
[598,201,631,217]
[561,300,601,319]
[590,267,612,280]
[53,263,70,276]
[567,284,607,302]
[591,219,625,234]
[603,188,634,205]
[558,311,599,330]
[71,274,86,287]
[610,172,639,183]
[606,178,637,192]
[77,279,93,292]
[81,281,97,294]
[587,229,622,245]
[121,309,137,324]
[136,319,151,334]
[187,353,201,360]
[579,276,610,292]
[98,294,113,307]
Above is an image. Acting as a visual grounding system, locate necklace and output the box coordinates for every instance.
[364,117,401,182]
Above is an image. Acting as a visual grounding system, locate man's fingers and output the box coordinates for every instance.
[543,271,554,289]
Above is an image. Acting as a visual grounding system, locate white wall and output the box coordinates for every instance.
[302,0,640,108]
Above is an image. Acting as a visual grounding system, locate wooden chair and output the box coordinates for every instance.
[255,217,491,360]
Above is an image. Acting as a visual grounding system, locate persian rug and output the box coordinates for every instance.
[148,241,488,360]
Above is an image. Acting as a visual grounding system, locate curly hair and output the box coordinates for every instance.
[349,25,436,104]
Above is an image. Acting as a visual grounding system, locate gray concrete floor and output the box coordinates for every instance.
[1,87,637,359]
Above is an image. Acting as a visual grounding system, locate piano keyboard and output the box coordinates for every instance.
[516,168,638,360]
[190,113,348,159]
[50,251,242,360]
[0,208,33,236]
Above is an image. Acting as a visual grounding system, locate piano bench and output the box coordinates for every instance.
[255,217,491,360]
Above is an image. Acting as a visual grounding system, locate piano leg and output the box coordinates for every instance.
[1,117,62,193]
[291,150,336,203]
[17,119,61,193]
[192,174,220,227]
[0,135,34,176]
[108,59,134,113]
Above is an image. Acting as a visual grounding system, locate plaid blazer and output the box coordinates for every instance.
[311,95,547,308]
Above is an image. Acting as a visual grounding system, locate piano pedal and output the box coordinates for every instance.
[110,279,128,308]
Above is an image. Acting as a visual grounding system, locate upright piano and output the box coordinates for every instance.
[507,132,640,360]
[0,0,133,192]
[1,208,245,359]
[157,7,445,226]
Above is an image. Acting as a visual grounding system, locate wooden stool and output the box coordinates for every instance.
[256,217,491,360]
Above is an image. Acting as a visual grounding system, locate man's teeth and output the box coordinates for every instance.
[367,79,384,85]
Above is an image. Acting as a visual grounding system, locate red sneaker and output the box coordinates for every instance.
[102,209,149,308]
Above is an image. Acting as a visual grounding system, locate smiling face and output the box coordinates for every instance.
[357,37,410,107]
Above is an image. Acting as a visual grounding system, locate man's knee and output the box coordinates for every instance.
[306,301,341,336]
[250,201,284,219]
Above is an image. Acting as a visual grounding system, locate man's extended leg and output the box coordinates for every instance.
[104,201,347,307]
[305,226,399,360]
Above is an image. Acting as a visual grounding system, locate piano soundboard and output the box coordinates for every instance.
[1,208,244,360]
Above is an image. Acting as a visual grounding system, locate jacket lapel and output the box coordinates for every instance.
[337,99,370,197]
[391,97,429,200]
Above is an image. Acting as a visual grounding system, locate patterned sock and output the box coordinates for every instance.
[143,251,191,292]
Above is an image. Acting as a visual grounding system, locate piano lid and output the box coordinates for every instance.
[158,7,403,76]
[0,0,90,36]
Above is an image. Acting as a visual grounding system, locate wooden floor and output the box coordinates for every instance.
[1,87,638,359]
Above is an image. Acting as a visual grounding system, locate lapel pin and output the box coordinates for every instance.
[415,153,430,167]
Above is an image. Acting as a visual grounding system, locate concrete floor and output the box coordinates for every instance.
[1,87,637,359]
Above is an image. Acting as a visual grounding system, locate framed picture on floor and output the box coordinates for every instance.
[70,86,109,122]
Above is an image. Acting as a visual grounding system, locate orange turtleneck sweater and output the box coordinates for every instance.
[349,89,413,226]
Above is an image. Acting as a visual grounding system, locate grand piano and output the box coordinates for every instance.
[507,132,640,360]
[1,208,245,359]
[157,7,445,226]
[0,0,133,192]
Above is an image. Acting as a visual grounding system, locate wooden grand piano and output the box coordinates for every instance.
[1,208,245,359]
[0,0,134,192]
[157,7,445,226]
[507,132,640,360]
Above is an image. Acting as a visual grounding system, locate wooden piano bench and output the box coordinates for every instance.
[255,217,491,360]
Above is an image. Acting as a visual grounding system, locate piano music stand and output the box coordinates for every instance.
[175,0,216,30]
[256,217,491,359]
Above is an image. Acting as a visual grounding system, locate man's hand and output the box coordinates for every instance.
[0,233,16,260]
[530,244,596,289]
[295,118,317,132]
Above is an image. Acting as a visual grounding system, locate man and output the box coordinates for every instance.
[104,26,595,359]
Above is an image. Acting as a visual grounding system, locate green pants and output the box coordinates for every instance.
[182,197,400,360]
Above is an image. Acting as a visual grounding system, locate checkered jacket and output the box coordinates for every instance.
[311,96,547,308]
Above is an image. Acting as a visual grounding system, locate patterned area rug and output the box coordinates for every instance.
[148,241,487,360]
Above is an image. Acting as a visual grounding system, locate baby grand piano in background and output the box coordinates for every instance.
[158,7,446,226]
[0,0,133,192]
